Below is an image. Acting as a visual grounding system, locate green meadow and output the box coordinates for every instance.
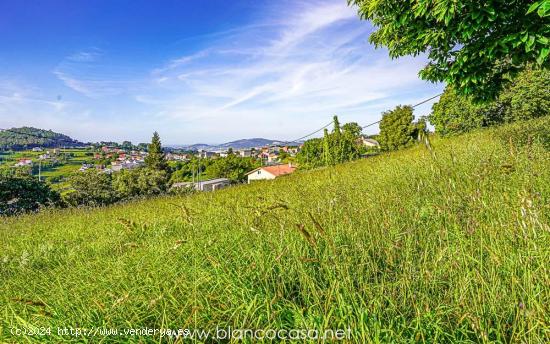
[0,148,90,191]
[1,122,549,342]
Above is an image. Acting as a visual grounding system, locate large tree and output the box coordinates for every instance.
[144,132,169,171]
[349,0,550,100]
[378,105,416,151]
[65,170,118,207]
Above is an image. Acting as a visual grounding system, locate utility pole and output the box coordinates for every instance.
[192,159,195,185]
[197,151,201,191]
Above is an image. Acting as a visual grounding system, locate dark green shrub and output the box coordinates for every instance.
[0,176,61,216]
[64,170,118,207]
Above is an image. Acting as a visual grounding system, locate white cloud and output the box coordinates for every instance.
[66,48,103,62]
[53,48,145,98]
[6,0,442,143]
[137,0,442,142]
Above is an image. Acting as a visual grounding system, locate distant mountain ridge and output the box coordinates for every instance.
[0,127,84,150]
[170,138,298,151]
[0,127,297,152]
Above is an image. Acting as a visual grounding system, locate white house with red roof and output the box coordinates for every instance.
[14,158,33,167]
[245,163,296,183]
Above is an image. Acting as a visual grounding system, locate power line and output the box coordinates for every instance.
[280,120,334,145]
[280,92,443,144]
[362,92,443,129]
[411,93,443,108]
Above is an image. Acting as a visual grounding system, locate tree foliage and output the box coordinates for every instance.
[64,170,118,207]
[349,0,550,100]
[0,127,82,150]
[0,176,61,216]
[296,138,325,169]
[297,116,363,168]
[170,157,209,182]
[430,67,550,135]
[378,105,416,151]
[501,67,550,121]
[113,168,170,198]
[206,155,259,182]
[144,132,168,171]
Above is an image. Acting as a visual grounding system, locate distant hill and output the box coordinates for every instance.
[0,127,84,150]
[171,138,299,151]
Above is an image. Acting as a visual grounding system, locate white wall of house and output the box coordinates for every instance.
[247,169,276,183]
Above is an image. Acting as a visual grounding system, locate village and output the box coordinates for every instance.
[6,135,380,190]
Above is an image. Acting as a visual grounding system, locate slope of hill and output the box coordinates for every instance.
[1,123,549,342]
[218,138,285,149]
[0,127,83,150]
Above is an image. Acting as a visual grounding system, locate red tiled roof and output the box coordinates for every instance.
[260,164,296,177]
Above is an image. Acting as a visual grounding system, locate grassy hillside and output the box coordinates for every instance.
[1,124,549,342]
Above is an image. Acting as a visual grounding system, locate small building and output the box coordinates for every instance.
[32,147,43,152]
[172,178,231,192]
[111,160,143,172]
[196,178,230,191]
[79,163,94,172]
[197,151,215,159]
[246,163,296,183]
[239,149,252,158]
[14,159,33,167]
[267,152,279,163]
[358,137,380,148]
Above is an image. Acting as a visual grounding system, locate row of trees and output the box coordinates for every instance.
[296,116,367,169]
[297,107,428,169]
[89,140,149,152]
[430,68,550,135]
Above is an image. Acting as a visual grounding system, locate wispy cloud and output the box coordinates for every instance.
[54,48,144,98]
[0,79,67,111]
[66,47,103,62]
[138,0,441,141]
[6,0,442,143]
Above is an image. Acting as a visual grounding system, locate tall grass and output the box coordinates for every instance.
[1,122,549,342]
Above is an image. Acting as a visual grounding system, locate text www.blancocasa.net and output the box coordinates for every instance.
[11,326,353,341]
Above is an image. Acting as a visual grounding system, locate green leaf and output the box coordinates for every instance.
[538,47,550,64]
[526,35,536,52]
[527,1,541,14]
[538,1,550,16]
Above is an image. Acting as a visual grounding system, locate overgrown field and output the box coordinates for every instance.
[1,123,550,342]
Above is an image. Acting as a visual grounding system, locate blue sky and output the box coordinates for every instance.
[0,0,443,144]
